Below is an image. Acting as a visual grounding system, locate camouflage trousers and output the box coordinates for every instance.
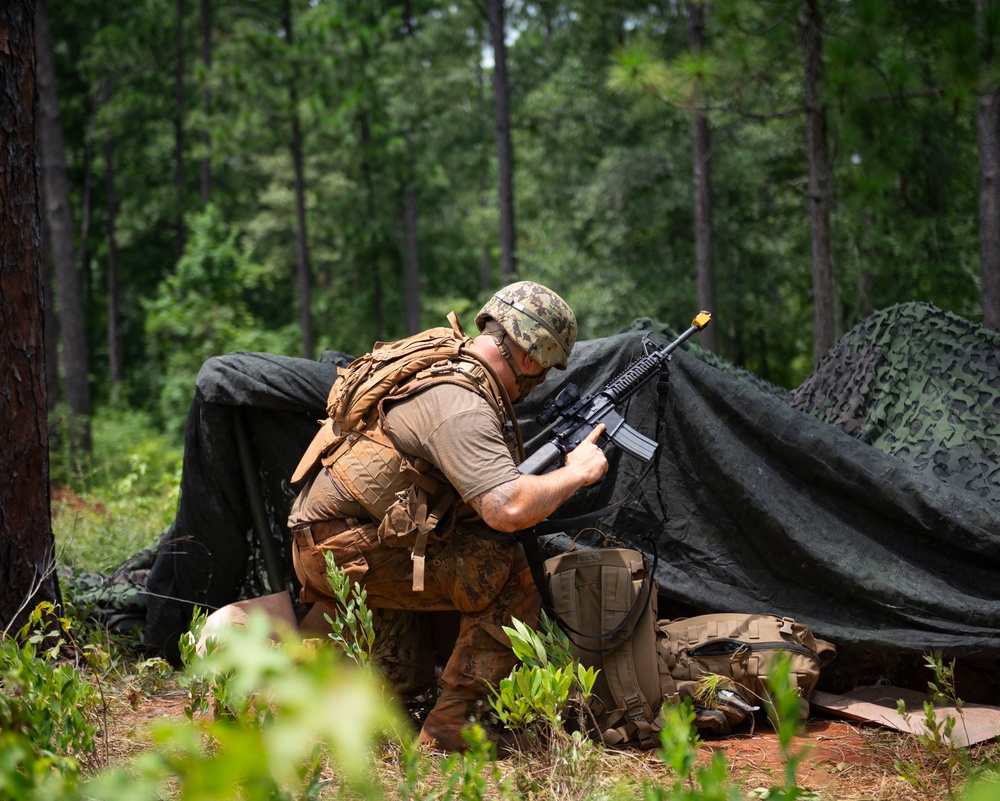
[291,518,540,751]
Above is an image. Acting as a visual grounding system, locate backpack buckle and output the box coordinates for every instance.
[428,359,456,373]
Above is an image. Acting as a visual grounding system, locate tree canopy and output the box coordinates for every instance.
[40,0,999,437]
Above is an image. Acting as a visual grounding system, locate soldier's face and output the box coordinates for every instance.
[513,358,549,402]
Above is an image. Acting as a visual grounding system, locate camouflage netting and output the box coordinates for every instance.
[122,302,999,682]
[788,302,1000,501]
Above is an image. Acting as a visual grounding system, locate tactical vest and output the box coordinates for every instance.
[291,314,523,590]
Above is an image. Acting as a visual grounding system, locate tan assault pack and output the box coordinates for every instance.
[657,613,837,734]
[290,314,521,591]
[291,313,511,486]
[543,547,662,748]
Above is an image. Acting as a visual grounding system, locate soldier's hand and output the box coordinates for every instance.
[565,424,609,487]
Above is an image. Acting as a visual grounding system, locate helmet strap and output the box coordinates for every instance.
[483,320,549,401]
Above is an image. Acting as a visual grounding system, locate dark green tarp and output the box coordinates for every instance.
[141,303,1000,679]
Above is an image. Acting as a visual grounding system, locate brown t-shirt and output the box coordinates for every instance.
[288,382,518,527]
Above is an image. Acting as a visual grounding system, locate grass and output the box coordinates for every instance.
[51,406,182,574]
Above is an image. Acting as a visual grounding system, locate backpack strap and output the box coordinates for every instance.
[291,417,336,485]
[596,562,660,748]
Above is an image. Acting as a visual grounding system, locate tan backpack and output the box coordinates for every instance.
[657,613,837,733]
[543,546,662,747]
[291,313,517,485]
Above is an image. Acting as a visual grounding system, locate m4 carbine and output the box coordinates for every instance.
[518,311,712,476]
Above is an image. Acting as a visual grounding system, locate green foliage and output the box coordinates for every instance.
[894,651,975,797]
[322,550,376,666]
[144,205,298,434]
[485,618,611,798]
[490,616,597,735]
[436,726,510,801]
[46,0,996,412]
[88,610,405,800]
[645,699,739,801]
[0,604,100,782]
[0,733,81,801]
[53,407,181,575]
[758,652,813,801]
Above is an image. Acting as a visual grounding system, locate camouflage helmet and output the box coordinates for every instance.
[475,281,577,369]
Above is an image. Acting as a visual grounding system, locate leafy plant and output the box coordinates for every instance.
[53,406,182,575]
[754,652,814,801]
[488,615,598,766]
[143,205,298,435]
[0,604,100,778]
[0,733,81,801]
[436,725,511,801]
[88,611,405,801]
[894,651,972,797]
[322,550,376,666]
[644,697,739,801]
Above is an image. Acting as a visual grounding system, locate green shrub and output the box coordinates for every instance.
[144,205,298,436]
[53,406,181,574]
[489,615,598,752]
[322,550,376,667]
[91,611,406,800]
[0,605,100,775]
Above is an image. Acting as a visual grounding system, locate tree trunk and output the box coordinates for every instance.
[978,0,1000,330]
[488,0,517,282]
[104,81,124,391]
[478,52,492,293]
[284,0,314,360]
[36,0,92,451]
[200,0,211,202]
[401,6,420,335]
[40,214,60,414]
[688,0,718,353]
[358,109,383,341]
[175,0,187,260]
[801,0,836,364]
[402,186,420,334]
[80,116,94,306]
[0,0,62,634]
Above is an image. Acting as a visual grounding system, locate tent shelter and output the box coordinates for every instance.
[141,303,1000,694]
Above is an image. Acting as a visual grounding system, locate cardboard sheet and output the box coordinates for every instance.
[811,685,1000,747]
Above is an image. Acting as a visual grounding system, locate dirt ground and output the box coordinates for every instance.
[99,684,993,800]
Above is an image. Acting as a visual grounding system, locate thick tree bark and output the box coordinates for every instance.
[801,0,836,364]
[175,0,187,260]
[0,0,62,634]
[688,1,718,353]
[40,216,61,414]
[36,0,92,451]
[200,0,211,202]
[978,0,1000,330]
[488,0,517,282]
[284,0,314,359]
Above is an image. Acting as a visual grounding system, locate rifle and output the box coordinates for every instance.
[518,311,712,476]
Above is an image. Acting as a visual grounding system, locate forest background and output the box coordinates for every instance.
[3,3,1000,791]
[35,0,1000,454]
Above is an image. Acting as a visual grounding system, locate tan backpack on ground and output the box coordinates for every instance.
[657,613,837,734]
[543,546,662,747]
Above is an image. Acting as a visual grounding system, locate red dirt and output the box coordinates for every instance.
[51,485,108,517]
